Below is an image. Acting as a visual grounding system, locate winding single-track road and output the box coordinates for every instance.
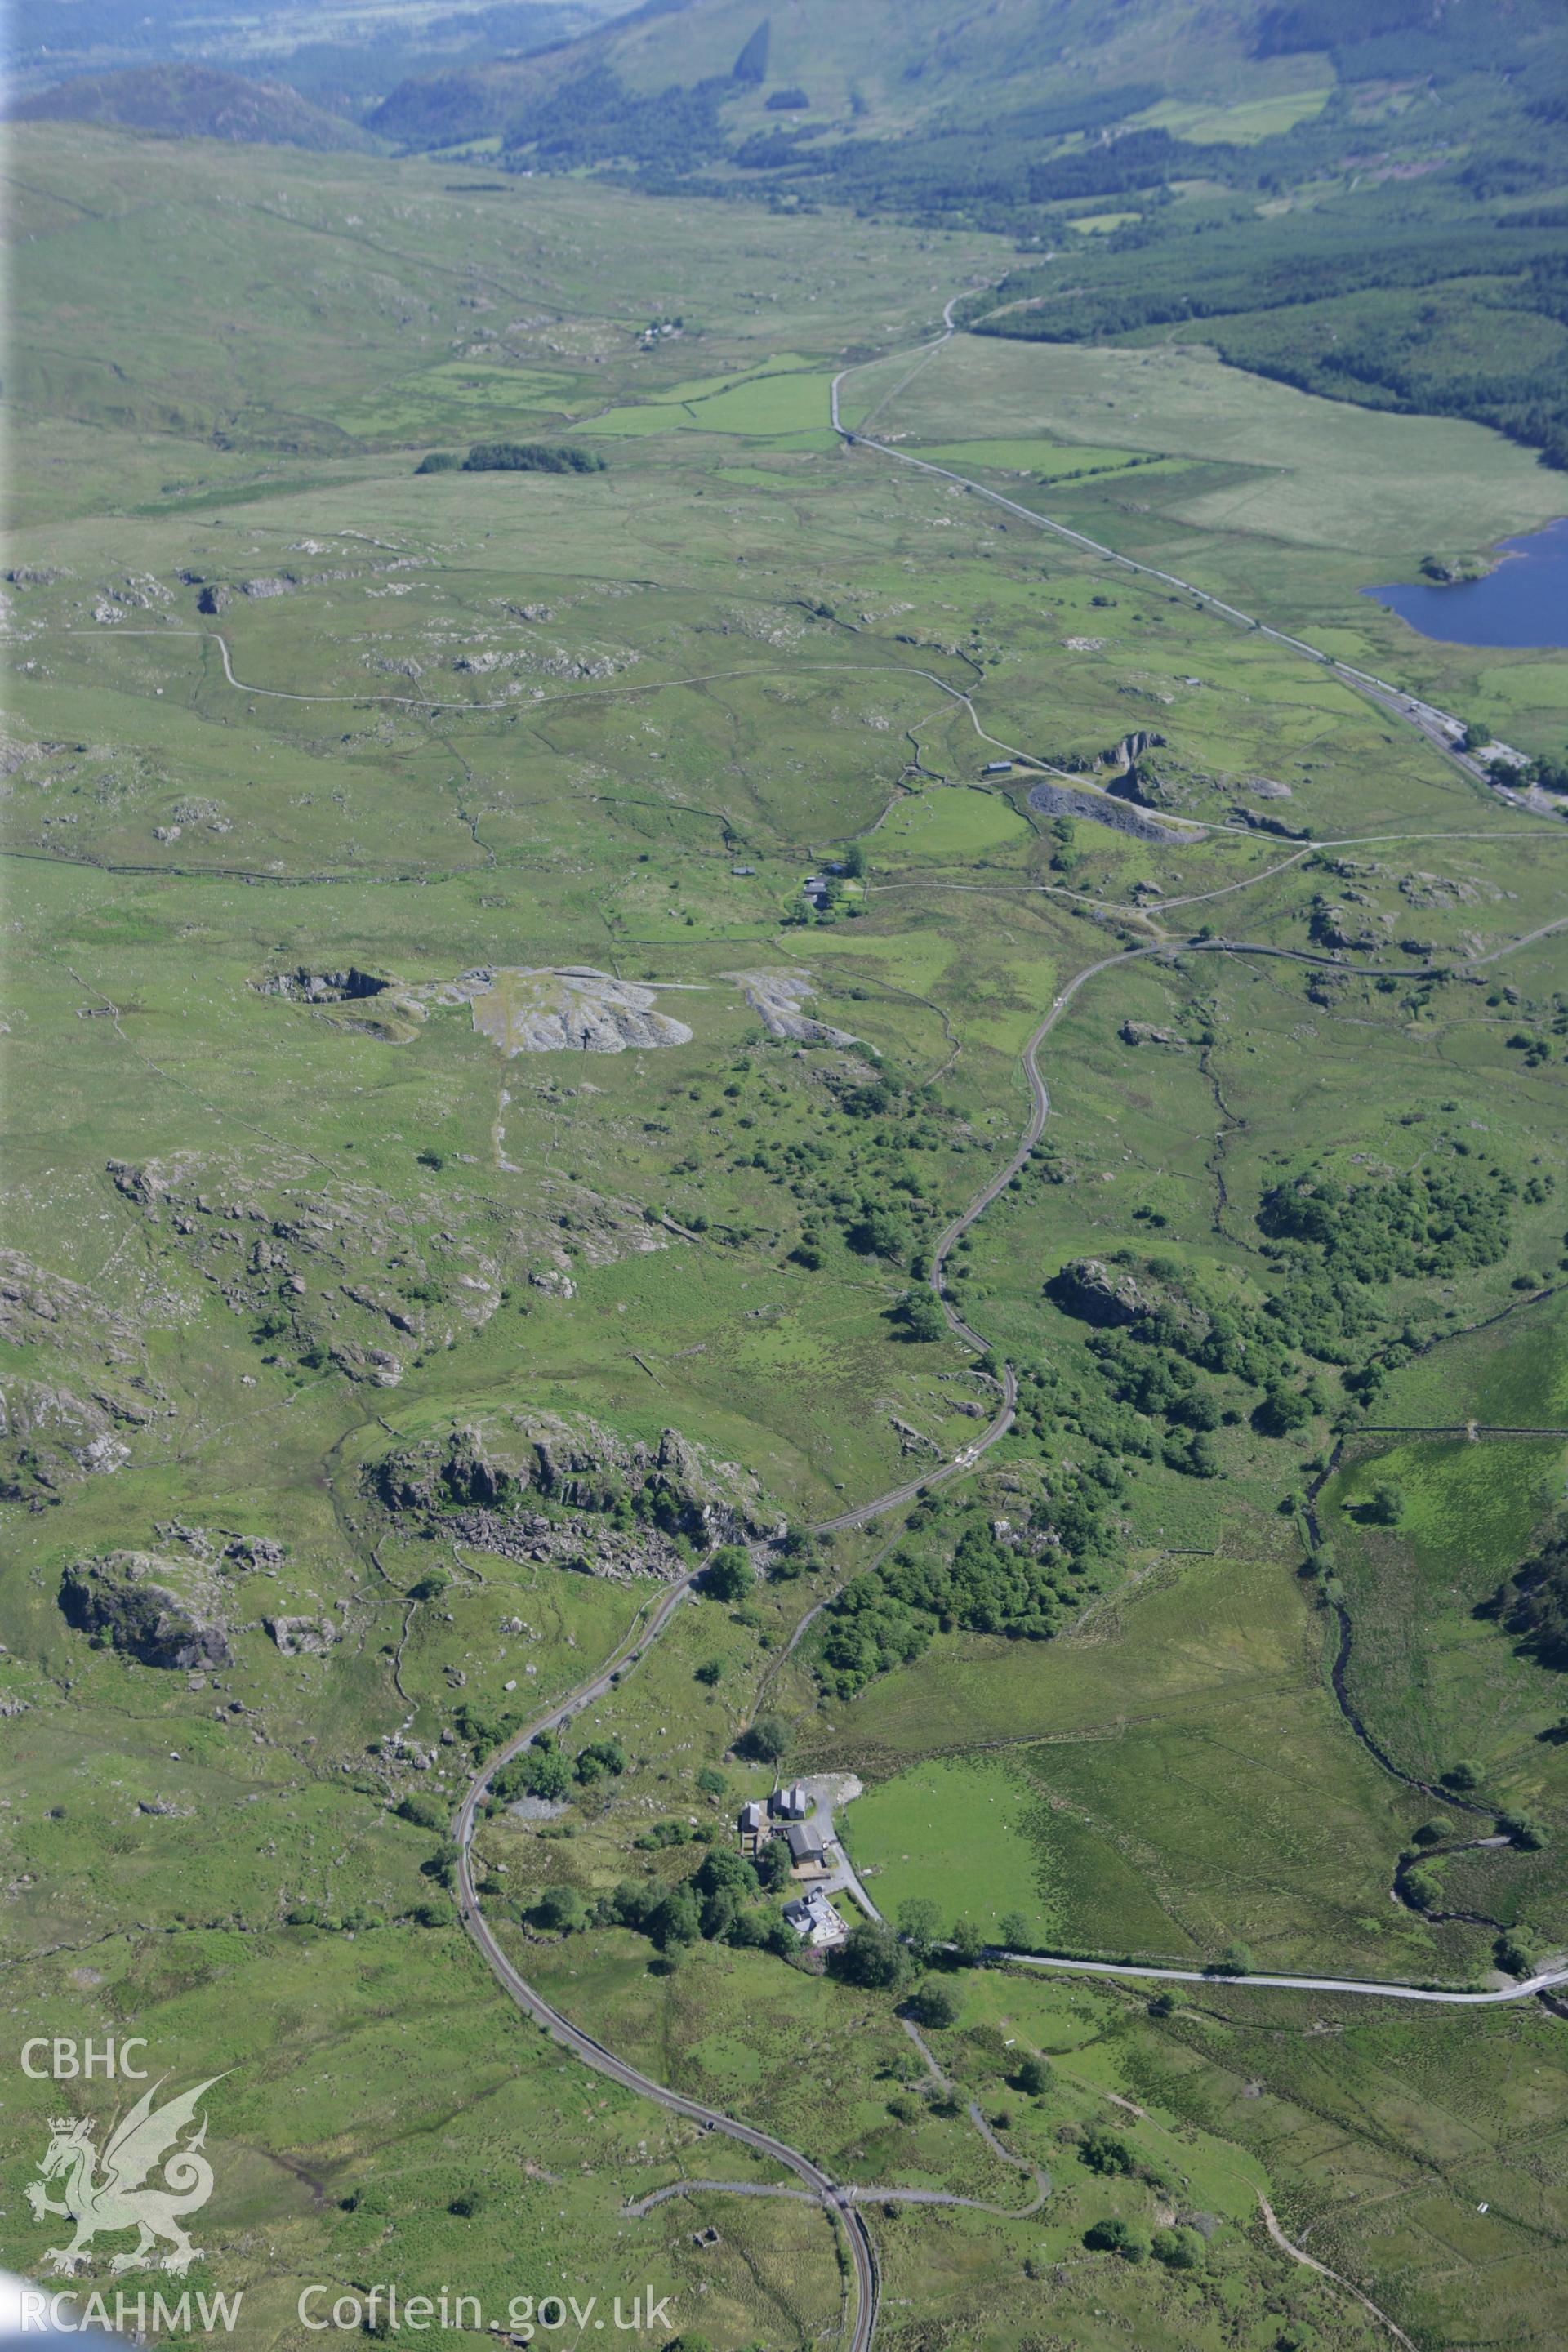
[452,1573,880,2352]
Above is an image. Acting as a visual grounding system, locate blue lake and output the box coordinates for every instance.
[1364,516,1568,648]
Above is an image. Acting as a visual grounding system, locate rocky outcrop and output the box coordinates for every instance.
[1120,1021,1187,1049]
[1046,1257,1151,1328]
[1227,807,1310,840]
[443,1511,688,1584]
[1107,728,1165,774]
[371,1411,769,1569]
[265,1615,336,1656]
[1310,899,1395,953]
[60,1552,230,1669]
[0,1251,159,1499]
[1046,1256,1206,1345]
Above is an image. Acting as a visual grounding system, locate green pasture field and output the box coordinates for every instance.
[1370,1290,1568,1429]
[819,1545,1441,1979]
[844,332,1568,559]
[1,1922,832,2348]
[871,786,1031,860]
[842,1756,1053,1942]
[576,368,836,448]
[327,359,583,441]
[1321,1436,1568,1798]
[1127,89,1333,145]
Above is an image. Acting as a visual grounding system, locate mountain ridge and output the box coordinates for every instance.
[12,61,381,149]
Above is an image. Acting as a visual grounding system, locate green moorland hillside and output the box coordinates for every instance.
[10,63,380,149]
[5,112,1568,2352]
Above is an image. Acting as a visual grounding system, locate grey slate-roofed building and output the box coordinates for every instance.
[783,1819,825,1869]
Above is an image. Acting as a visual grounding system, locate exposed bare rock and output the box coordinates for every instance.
[1310,900,1395,953]
[529,1267,576,1298]
[1027,779,1186,844]
[1120,1021,1187,1049]
[330,1339,403,1387]
[0,1251,138,1360]
[265,1615,336,1656]
[1400,871,1486,910]
[724,969,858,1047]
[414,966,693,1054]
[1227,806,1310,840]
[0,1250,162,1498]
[1046,1256,1150,1328]
[226,1534,286,1570]
[371,1410,770,1570]
[443,1512,688,1583]
[60,1552,231,1669]
[1045,1254,1208,1343]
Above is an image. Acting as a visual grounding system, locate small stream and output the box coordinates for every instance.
[1391,1838,1510,1935]
[1307,1446,1515,1949]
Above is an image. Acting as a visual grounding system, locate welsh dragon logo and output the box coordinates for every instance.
[27,2076,225,2275]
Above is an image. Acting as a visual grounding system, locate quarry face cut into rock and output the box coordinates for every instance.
[1027,779,1187,844]
[263,966,390,1005]
[59,1552,231,1669]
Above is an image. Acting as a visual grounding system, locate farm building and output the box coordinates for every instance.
[782,1886,847,1949]
[769,1783,809,1820]
[782,1819,826,1871]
